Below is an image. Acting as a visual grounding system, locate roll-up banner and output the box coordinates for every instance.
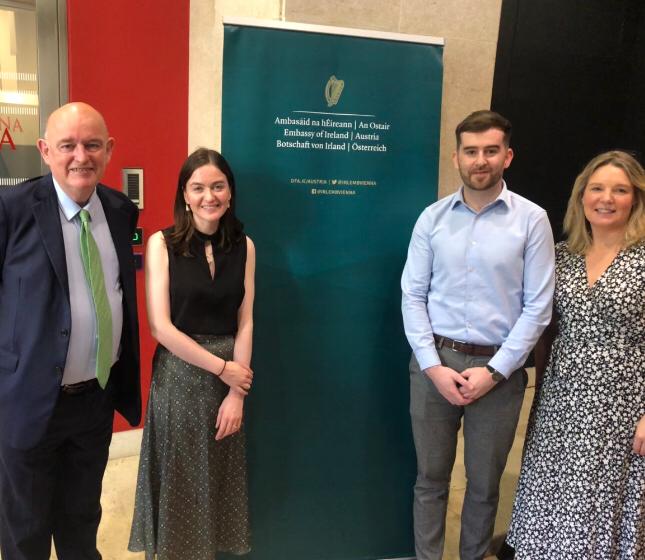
[222,18,443,560]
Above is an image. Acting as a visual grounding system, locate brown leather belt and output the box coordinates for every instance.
[434,334,498,357]
[61,378,99,395]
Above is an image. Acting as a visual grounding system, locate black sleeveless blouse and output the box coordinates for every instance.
[163,228,247,336]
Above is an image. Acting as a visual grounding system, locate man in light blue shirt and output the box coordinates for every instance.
[401,110,555,560]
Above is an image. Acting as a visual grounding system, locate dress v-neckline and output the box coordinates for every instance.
[583,249,621,290]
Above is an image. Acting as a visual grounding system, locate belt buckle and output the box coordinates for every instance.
[450,338,466,352]
[61,379,96,395]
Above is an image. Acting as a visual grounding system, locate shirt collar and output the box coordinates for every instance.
[450,180,511,211]
[52,176,98,221]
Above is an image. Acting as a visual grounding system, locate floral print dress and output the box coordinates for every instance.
[507,242,645,559]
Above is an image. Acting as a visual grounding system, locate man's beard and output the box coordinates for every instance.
[459,167,503,192]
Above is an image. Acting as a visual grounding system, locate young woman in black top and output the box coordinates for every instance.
[130,148,255,559]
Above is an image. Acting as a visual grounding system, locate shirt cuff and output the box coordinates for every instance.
[487,352,516,380]
[415,346,441,372]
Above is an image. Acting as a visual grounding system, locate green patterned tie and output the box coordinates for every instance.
[79,209,113,389]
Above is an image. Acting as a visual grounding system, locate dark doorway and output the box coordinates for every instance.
[492,0,644,238]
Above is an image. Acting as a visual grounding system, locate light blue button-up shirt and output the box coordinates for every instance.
[401,183,555,378]
[53,179,123,385]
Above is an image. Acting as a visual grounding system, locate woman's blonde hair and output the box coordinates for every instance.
[563,150,645,254]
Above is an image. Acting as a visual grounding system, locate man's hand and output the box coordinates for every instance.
[633,415,645,456]
[459,366,497,401]
[425,365,474,406]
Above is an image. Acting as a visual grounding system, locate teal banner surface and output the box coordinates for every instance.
[222,21,443,560]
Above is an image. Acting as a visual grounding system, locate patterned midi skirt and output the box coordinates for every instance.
[129,335,250,560]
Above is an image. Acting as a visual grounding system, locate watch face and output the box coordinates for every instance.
[486,365,504,382]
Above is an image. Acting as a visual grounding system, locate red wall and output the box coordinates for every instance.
[67,0,190,430]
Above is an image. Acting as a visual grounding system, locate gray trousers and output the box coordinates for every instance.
[410,347,527,560]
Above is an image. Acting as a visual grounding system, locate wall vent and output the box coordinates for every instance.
[122,168,144,209]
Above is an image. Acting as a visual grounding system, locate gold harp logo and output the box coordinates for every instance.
[325,75,344,107]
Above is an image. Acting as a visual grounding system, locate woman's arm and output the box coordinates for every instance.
[145,231,252,393]
[216,236,256,440]
[633,415,645,456]
[233,236,255,368]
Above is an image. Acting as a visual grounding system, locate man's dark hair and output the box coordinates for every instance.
[455,110,512,147]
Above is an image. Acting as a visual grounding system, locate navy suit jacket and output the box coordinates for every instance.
[0,174,141,449]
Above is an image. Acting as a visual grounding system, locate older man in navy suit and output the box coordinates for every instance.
[0,102,141,560]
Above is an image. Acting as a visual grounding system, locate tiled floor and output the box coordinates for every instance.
[9,375,535,560]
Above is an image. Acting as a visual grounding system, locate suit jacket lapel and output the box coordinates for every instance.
[97,186,135,292]
[32,175,70,300]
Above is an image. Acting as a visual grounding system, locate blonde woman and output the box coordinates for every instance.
[505,151,645,558]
